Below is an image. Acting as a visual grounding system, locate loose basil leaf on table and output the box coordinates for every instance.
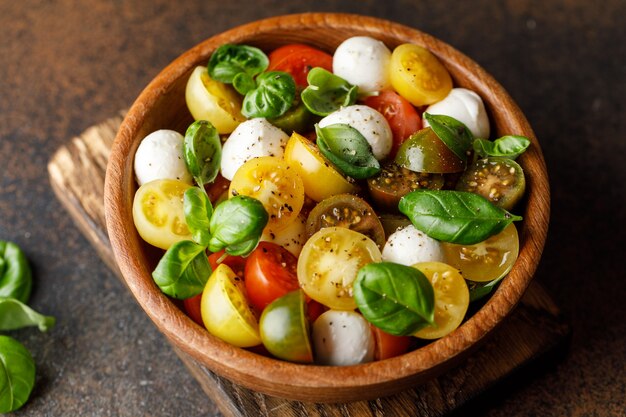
[301,67,358,116]
[152,240,211,299]
[208,195,269,256]
[424,112,473,162]
[207,44,269,84]
[183,120,222,186]
[0,335,36,413]
[184,187,213,247]
[315,123,380,179]
[242,71,296,119]
[399,189,522,245]
[473,135,531,160]
[0,240,32,303]
[353,262,435,336]
[468,275,505,302]
[0,298,55,332]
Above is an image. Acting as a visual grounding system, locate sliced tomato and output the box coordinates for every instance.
[364,90,422,158]
[208,250,246,279]
[371,326,412,360]
[244,242,300,312]
[268,44,333,87]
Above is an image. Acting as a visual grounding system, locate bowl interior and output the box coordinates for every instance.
[104,13,550,403]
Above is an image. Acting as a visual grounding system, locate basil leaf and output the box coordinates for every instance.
[353,262,435,336]
[184,187,213,247]
[0,335,35,413]
[152,240,211,299]
[468,276,505,302]
[424,113,473,162]
[207,44,269,84]
[242,71,296,119]
[183,120,222,186]
[0,241,32,303]
[315,123,380,179]
[232,72,256,95]
[301,67,358,116]
[0,298,55,332]
[208,195,269,256]
[473,135,531,160]
[399,190,522,245]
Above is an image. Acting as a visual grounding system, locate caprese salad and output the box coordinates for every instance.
[131,36,530,365]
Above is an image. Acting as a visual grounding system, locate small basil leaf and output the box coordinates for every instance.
[315,123,380,179]
[242,71,296,119]
[0,241,32,303]
[301,67,358,116]
[0,335,35,413]
[232,72,256,95]
[208,196,269,256]
[473,135,531,160]
[354,262,435,336]
[152,240,211,299]
[183,120,222,186]
[424,113,473,162]
[468,275,505,302]
[398,190,522,245]
[0,298,55,332]
[207,44,269,84]
[184,187,213,246]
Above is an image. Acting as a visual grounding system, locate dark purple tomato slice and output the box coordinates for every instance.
[305,193,386,249]
[394,127,465,173]
[456,157,526,210]
[367,162,444,212]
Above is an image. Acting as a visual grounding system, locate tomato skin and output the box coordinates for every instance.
[395,127,465,174]
[371,326,412,360]
[183,294,203,326]
[364,90,422,158]
[208,250,246,279]
[244,242,300,312]
[205,174,230,204]
[268,44,333,87]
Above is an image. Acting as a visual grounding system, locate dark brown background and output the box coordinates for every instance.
[1,1,624,416]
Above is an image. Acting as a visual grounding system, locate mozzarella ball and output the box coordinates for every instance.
[333,36,392,93]
[312,310,375,366]
[318,105,392,160]
[423,88,490,139]
[382,225,445,266]
[261,214,306,256]
[220,118,289,181]
[134,129,192,186]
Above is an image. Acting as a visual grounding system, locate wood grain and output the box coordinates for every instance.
[48,114,568,416]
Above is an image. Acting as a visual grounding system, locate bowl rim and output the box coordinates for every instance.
[104,12,550,402]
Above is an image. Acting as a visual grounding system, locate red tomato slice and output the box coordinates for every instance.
[183,294,203,326]
[244,242,300,312]
[371,326,412,360]
[268,44,333,87]
[364,90,422,158]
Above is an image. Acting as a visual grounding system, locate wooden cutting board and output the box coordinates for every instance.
[48,114,570,417]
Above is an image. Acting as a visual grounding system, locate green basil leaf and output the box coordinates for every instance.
[184,187,213,247]
[301,67,358,116]
[242,71,296,119]
[424,113,473,162]
[0,241,32,303]
[208,195,269,256]
[468,276,505,302]
[232,72,256,95]
[152,240,211,299]
[0,298,55,332]
[207,44,269,84]
[398,190,522,245]
[0,335,35,413]
[473,135,531,160]
[183,120,222,187]
[315,123,380,179]
[353,262,435,336]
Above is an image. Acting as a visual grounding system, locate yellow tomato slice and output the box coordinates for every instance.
[132,179,192,249]
[283,133,357,202]
[201,264,261,348]
[229,156,304,232]
[390,44,452,106]
[413,262,469,340]
[185,66,245,134]
[443,223,519,282]
[297,227,382,310]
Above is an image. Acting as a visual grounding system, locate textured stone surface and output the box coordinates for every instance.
[0,0,624,416]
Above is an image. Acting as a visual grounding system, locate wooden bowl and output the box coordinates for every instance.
[104,13,550,403]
